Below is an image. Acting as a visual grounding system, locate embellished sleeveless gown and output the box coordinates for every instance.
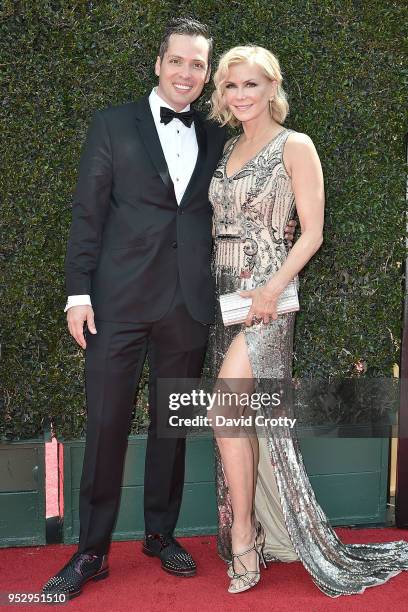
[207,128,408,597]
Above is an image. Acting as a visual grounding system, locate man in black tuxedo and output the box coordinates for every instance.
[42,19,225,599]
[43,17,295,599]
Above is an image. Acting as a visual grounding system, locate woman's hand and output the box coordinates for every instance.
[239,285,282,326]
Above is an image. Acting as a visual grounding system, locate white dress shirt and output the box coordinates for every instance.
[149,87,198,204]
[64,88,198,312]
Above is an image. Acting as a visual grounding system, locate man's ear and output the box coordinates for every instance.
[155,56,161,77]
[205,66,212,84]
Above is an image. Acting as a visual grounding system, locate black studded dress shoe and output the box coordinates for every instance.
[142,533,196,577]
[42,552,109,600]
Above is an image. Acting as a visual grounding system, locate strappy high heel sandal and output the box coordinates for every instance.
[227,520,266,579]
[228,522,267,594]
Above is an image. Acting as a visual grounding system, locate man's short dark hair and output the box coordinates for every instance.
[159,17,213,66]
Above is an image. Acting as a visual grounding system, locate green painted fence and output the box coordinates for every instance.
[62,435,390,544]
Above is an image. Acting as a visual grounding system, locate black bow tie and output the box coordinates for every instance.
[160,106,195,128]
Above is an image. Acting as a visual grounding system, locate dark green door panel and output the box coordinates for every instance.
[0,441,46,547]
[300,437,389,524]
[299,438,389,474]
[176,483,217,535]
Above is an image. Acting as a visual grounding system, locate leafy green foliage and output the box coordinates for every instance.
[1,0,406,439]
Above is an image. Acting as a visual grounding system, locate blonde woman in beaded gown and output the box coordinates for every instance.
[207,45,408,596]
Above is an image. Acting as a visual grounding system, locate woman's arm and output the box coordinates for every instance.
[242,132,325,325]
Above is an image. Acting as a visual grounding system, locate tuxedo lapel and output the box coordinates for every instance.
[179,112,208,209]
[134,96,175,197]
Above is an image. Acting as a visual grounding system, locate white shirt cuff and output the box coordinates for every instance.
[64,295,92,312]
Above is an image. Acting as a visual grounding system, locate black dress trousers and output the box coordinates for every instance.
[77,279,209,556]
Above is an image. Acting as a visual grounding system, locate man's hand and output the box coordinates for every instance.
[284,219,297,246]
[67,305,97,349]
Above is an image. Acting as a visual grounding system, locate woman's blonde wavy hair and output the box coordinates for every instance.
[209,45,289,127]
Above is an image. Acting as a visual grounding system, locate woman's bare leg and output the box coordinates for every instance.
[214,332,259,588]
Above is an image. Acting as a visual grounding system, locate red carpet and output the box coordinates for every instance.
[0,530,407,611]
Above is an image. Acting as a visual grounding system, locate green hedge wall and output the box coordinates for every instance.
[0,0,406,439]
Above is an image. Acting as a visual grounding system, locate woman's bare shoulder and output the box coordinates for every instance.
[285,130,315,148]
[284,131,318,164]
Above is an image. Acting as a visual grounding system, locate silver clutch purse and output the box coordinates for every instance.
[219,278,299,326]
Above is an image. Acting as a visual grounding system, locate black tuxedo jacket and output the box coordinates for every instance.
[65,96,227,324]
